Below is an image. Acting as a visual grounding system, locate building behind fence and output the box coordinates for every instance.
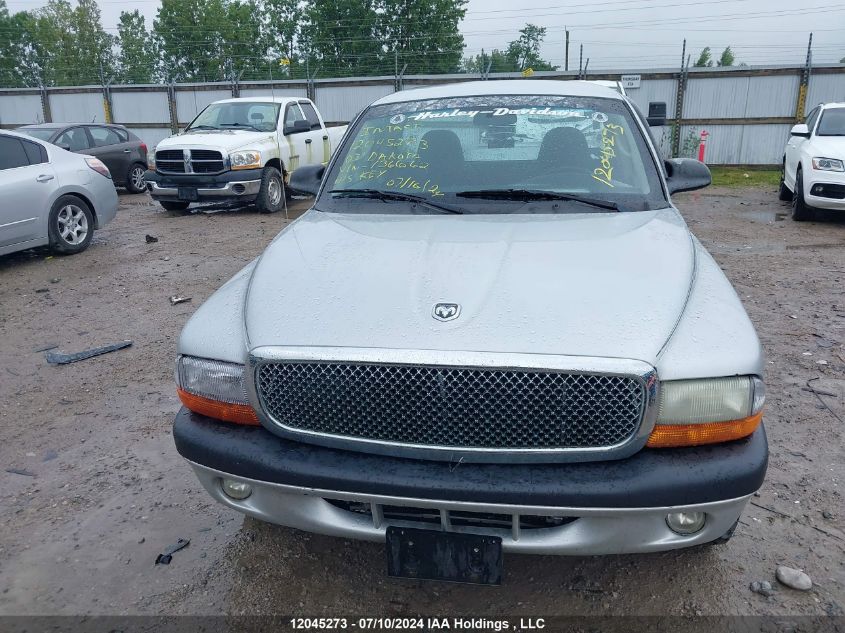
[0,64,843,165]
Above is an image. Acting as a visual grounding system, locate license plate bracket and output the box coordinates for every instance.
[385,526,502,585]
[178,187,198,201]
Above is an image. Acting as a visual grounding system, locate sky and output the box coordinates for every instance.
[5,0,845,70]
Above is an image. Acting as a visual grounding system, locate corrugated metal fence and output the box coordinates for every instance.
[1,65,843,165]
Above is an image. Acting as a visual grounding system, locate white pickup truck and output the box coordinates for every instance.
[144,97,346,213]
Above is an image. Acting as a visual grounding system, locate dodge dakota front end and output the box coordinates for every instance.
[172,80,767,583]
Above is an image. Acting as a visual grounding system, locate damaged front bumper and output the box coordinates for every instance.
[144,169,262,202]
[174,408,768,555]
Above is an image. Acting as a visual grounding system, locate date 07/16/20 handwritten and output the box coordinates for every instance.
[592,123,624,188]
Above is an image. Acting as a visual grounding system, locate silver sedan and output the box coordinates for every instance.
[0,130,118,257]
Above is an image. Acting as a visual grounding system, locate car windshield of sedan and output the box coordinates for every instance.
[817,108,845,136]
[18,128,55,141]
[320,95,666,213]
[187,102,280,133]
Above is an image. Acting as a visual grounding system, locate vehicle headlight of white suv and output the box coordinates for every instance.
[812,157,844,172]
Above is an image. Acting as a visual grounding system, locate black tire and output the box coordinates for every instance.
[48,195,95,255]
[704,520,739,547]
[778,162,792,201]
[126,163,147,194]
[256,166,284,214]
[791,168,813,221]
[160,200,190,212]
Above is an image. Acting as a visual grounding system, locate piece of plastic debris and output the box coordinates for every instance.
[33,343,59,353]
[145,234,159,243]
[45,341,133,365]
[6,468,35,477]
[169,296,191,306]
[50,278,60,284]
[155,538,190,565]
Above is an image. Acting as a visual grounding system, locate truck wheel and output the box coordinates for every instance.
[49,195,95,255]
[256,166,284,214]
[160,201,190,212]
[791,168,813,221]
[778,162,792,201]
[126,163,147,194]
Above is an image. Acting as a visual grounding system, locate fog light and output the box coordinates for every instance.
[666,511,706,535]
[221,479,252,500]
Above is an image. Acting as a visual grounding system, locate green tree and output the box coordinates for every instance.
[462,48,517,74]
[717,46,735,67]
[504,24,558,71]
[153,0,263,82]
[257,0,302,78]
[694,47,713,67]
[299,0,382,77]
[0,0,20,86]
[378,0,467,75]
[117,10,154,84]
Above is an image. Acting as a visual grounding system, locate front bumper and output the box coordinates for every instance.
[174,409,767,555]
[805,169,845,210]
[144,169,262,201]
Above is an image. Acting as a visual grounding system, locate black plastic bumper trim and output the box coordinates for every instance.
[144,168,263,186]
[173,408,767,508]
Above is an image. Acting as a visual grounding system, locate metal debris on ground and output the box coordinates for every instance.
[169,295,191,305]
[45,341,133,365]
[6,468,35,477]
[145,234,159,243]
[155,538,190,565]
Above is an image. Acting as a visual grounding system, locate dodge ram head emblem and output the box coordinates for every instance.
[432,303,461,322]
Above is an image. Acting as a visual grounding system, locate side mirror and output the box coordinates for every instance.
[790,123,810,138]
[665,158,711,194]
[284,119,311,135]
[56,142,71,151]
[289,164,325,196]
[647,102,667,127]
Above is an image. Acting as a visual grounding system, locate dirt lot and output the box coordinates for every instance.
[0,186,843,618]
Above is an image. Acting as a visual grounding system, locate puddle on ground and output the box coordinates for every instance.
[746,210,789,223]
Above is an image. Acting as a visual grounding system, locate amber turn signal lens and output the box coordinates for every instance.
[177,387,260,426]
[646,411,762,448]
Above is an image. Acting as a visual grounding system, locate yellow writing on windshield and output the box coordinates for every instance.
[592,123,624,187]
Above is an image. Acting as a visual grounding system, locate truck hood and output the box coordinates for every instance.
[156,129,276,151]
[244,209,695,364]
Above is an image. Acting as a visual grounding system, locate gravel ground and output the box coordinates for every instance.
[0,187,843,617]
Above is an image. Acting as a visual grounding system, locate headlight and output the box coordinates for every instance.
[647,376,764,448]
[147,154,155,170]
[229,150,261,170]
[175,355,259,425]
[812,157,844,172]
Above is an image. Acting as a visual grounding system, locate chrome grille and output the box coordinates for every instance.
[155,149,225,174]
[255,362,647,451]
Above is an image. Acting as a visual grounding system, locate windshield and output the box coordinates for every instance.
[187,102,280,133]
[19,128,55,141]
[319,95,666,214]
[817,108,845,136]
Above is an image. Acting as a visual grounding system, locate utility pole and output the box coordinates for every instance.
[796,33,813,121]
[583,58,589,79]
[565,29,570,72]
[578,44,583,79]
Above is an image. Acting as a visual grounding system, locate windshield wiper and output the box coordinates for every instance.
[186,125,219,131]
[220,122,261,132]
[328,189,464,215]
[456,189,620,211]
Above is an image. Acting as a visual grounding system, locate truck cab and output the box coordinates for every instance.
[144,97,347,213]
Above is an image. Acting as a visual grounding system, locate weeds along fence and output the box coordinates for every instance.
[0,64,843,166]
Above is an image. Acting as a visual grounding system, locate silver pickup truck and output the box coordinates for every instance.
[172,80,766,585]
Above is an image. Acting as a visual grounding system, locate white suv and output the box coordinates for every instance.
[780,102,845,220]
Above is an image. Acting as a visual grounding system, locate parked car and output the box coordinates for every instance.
[144,97,347,212]
[0,130,118,257]
[18,123,148,194]
[171,81,766,584]
[780,102,845,220]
